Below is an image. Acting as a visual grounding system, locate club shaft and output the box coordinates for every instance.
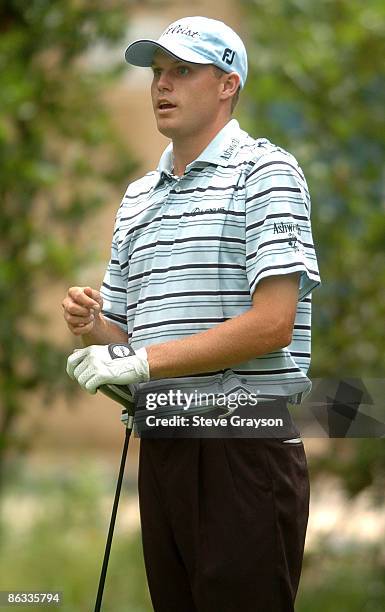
[94,426,132,611]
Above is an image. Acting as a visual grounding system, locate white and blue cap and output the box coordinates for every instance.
[125,16,248,89]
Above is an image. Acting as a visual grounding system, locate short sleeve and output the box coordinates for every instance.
[244,151,321,301]
[100,229,128,333]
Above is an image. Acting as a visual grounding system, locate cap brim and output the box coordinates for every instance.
[125,39,212,67]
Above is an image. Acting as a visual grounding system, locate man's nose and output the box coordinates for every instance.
[157,70,173,91]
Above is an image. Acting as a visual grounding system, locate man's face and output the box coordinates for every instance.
[150,50,225,139]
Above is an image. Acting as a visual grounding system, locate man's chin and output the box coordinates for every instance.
[156,123,178,138]
[155,117,185,138]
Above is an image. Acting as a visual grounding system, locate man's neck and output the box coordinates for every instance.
[171,118,231,177]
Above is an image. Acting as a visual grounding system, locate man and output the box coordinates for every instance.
[63,16,321,612]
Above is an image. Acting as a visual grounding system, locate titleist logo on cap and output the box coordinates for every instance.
[163,24,201,39]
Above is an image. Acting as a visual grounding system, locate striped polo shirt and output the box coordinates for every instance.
[100,119,321,412]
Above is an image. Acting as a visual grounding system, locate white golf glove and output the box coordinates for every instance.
[66,343,150,394]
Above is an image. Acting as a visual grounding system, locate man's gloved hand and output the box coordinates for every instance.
[66,343,150,394]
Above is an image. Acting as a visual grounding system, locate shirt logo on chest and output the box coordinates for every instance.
[190,207,227,216]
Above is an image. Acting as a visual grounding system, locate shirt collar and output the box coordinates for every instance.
[157,144,174,176]
[156,119,243,184]
[189,119,243,168]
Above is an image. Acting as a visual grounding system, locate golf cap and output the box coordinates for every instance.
[125,16,248,89]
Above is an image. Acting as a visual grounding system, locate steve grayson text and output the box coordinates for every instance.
[145,415,284,429]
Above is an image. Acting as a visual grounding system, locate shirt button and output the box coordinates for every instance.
[174,185,181,193]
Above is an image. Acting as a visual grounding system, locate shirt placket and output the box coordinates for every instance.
[159,174,182,239]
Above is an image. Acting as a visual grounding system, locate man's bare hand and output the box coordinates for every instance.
[62,286,104,336]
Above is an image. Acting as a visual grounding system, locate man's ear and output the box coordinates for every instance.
[220,72,241,101]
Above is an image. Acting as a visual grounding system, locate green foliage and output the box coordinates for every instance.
[309,437,385,504]
[242,0,385,376]
[297,541,385,611]
[0,463,152,611]
[0,1,137,476]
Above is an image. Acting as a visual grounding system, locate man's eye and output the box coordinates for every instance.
[152,68,161,77]
[177,66,189,75]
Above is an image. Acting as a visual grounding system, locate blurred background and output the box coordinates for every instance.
[1,0,385,610]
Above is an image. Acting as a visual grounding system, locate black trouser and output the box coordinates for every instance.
[138,434,310,611]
